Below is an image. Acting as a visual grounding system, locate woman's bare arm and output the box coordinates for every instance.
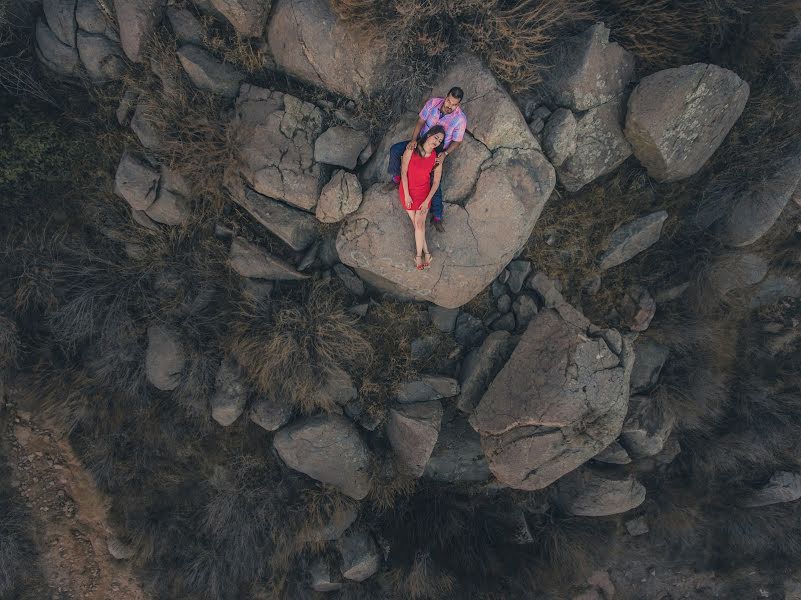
[401,148,413,209]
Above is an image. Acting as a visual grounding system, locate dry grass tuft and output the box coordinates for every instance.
[0,314,19,369]
[384,553,456,600]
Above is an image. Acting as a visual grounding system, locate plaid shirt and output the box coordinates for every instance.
[419,97,467,149]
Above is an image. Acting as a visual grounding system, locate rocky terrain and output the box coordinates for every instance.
[2,0,801,598]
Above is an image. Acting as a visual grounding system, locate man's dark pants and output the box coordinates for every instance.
[388,140,444,221]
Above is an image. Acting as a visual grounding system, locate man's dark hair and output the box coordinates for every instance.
[447,87,464,101]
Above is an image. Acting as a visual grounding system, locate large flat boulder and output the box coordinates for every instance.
[624,63,749,182]
[231,84,325,212]
[469,303,633,491]
[113,0,164,63]
[267,0,390,99]
[273,414,372,499]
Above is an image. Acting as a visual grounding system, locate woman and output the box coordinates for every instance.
[399,125,445,271]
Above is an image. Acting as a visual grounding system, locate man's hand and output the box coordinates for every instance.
[406,140,417,151]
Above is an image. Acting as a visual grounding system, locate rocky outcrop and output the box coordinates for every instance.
[543,108,577,168]
[387,400,443,477]
[210,0,270,37]
[267,0,390,99]
[177,44,244,97]
[36,18,80,76]
[599,211,668,270]
[114,151,159,211]
[145,325,185,391]
[316,171,363,224]
[424,411,491,482]
[273,414,372,500]
[469,303,634,491]
[314,126,370,170]
[620,395,675,458]
[228,237,308,280]
[113,0,164,63]
[231,84,325,212]
[210,359,249,426]
[624,63,749,182]
[557,467,646,516]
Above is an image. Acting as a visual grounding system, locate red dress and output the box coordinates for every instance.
[399,150,437,211]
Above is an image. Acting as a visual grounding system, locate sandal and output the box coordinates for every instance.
[415,254,424,271]
[423,251,432,268]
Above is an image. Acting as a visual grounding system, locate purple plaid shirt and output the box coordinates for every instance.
[419,97,467,149]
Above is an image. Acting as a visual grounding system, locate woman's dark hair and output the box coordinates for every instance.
[447,86,464,101]
[416,125,446,156]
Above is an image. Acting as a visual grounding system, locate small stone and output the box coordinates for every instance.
[497,270,510,285]
[250,396,292,432]
[210,359,249,426]
[600,211,668,271]
[512,295,538,328]
[618,286,656,332]
[507,260,531,294]
[229,237,309,280]
[395,375,459,404]
[491,312,516,332]
[625,516,649,536]
[592,441,631,465]
[454,312,487,348]
[107,536,136,560]
[428,305,459,333]
[497,294,512,314]
[334,263,365,297]
[349,303,369,318]
[337,529,381,582]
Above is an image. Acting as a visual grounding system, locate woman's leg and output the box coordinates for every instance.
[406,210,423,268]
[415,211,430,265]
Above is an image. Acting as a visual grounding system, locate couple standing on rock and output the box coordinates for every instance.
[388,87,467,271]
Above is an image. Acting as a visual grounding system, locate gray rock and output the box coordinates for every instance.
[620,395,675,458]
[497,294,512,314]
[625,516,649,536]
[410,335,438,362]
[630,338,669,394]
[529,117,545,135]
[454,312,487,348]
[358,143,373,166]
[491,280,508,299]
[145,325,185,391]
[424,411,491,482]
[704,252,769,297]
[314,126,370,170]
[210,0,270,37]
[749,275,801,308]
[316,170,363,223]
[334,264,365,296]
[113,0,163,63]
[130,103,164,151]
[456,331,515,414]
[116,89,137,126]
[177,44,244,97]
[557,467,646,517]
[491,313,516,332]
[249,396,292,431]
[441,133,492,202]
[35,18,79,76]
[337,529,381,581]
[545,23,635,112]
[43,0,76,47]
[274,414,372,499]
[617,285,656,332]
[298,240,320,271]
[512,295,539,328]
[625,63,749,182]
[592,441,631,465]
[507,260,532,294]
[210,359,248,426]
[76,0,111,35]
[166,6,204,44]
[228,237,309,280]
[739,471,801,508]
[76,31,125,81]
[107,536,136,560]
[308,559,343,592]
[131,208,160,231]
[303,504,358,544]
[387,400,443,477]
[232,84,325,211]
[395,375,459,404]
[230,185,318,251]
[527,272,564,307]
[469,304,634,491]
[114,151,159,211]
[543,108,577,168]
[428,305,459,333]
[349,303,369,318]
[599,211,668,271]
[557,97,632,193]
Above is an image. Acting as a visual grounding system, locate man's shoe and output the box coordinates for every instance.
[392,175,401,185]
[432,218,445,233]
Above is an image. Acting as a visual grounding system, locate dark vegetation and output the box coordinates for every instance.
[1,0,801,598]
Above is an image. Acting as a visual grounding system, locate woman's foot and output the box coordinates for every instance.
[415,254,424,270]
[423,251,432,268]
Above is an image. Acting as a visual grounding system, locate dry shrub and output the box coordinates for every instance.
[198,14,270,74]
[384,553,456,600]
[229,283,372,413]
[368,458,417,512]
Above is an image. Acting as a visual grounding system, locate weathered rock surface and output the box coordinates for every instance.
[145,325,185,391]
[232,84,325,211]
[441,134,493,202]
[107,536,136,560]
[617,285,656,332]
[620,395,675,458]
[593,441,631,465]
[705,252,769,296]
[543,108,577,168]
[396,375,459,404]
[177,44,244,97]
[457,331,515,414]
[267,0,390,99]
[557,467,646,516]
[77,0,115,36]
[228,237,308,280]
[274,414,371,499]
[557,98,632,192]
[527,272,564,308]
[337,529,381,581]
[469,304,633,491]
[36,18,80,76]
[424,411,491,482]
[314,126,370,170]
[599,211,668,270]
[210,359,249,426]
[454,312,487,348]
[624,63,749,182]
[739,471,801,507]
[76,31,125,81]
[230,184,318,251]
[43,0,77,47]
[129,103,164,151]
[387,400,443,477]
[166,6,204,44]
[359,112,418,186]
[545,23,635,112]
[316,171,363,223]
[210,0,270,37]
[145,165,191,225]
[113,0,163,63]
[630,338,669,394]
[249,396,292,431]
[114,151,160,211]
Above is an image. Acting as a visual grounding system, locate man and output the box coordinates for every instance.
[388,86,467,233]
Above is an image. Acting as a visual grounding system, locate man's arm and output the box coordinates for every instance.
[407,118,425,150]
[436,140,462,166]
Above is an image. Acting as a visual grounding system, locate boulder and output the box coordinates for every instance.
[145,187,190,226]
[630,338,669,394]
[43,0,77,47]
[177,44,244,97]
[145,325,185,391]
[527,272,564,308]
[232,84,325,211]
[454,311,487,348]
[76,0,117,38]
[316,170,363,223]
[557,467,646,517]
[107,536,136,560]
[557,98,632,192]
[704,251,769,297]
[114,151,160,211]
[273,414,372,499]
[624,63,749,182]
[210,359,249,426]
[428,305,459,333]
[456,331,515,414]
[333,264,364,297]
[387,400,443,477]
[337,529,381,581]
[592,441,631,465]
[228,237,309,280]
[395,375,459,404]
[620,395,675,458]
[441,134,493,202]
[314,126,370,170]
[617,285,656,332]
[267,0,390,99]
[359,112,418,186]
[166,6,204,44]
[76,30,125,81]
[543,108,577,168]
[717,154,801,247]
[469,303,634,491]
[249,396,292,431]
[739,471,801,508]
[308,559,343,592]
[113,0,164,63]
[545,23,635,112]
[36,18,80,76]
[507,260,532,295]
[424,411,491,482]
[130,103,164,151]
[210,0,270,38]
[230,184,318,251]
[599,211,668,270]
